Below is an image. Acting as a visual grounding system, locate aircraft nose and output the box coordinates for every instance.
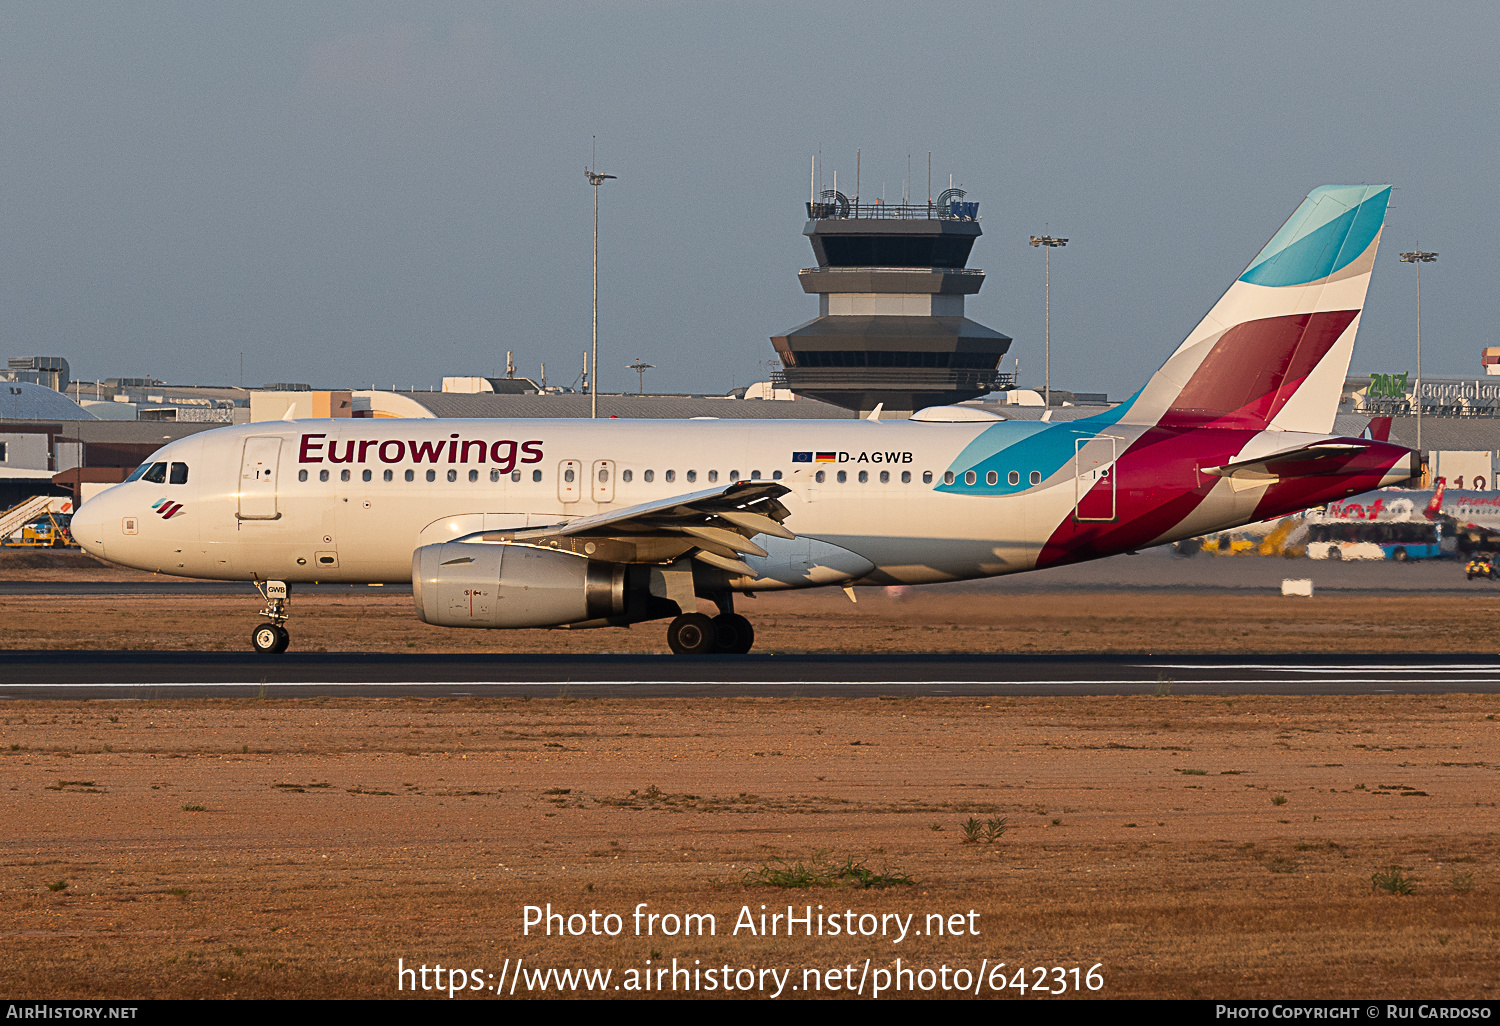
[71,494,109,558]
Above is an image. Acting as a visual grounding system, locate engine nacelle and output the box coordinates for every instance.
[412,542,625,628]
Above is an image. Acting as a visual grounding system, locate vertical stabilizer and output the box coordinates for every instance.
[1121,185,1391,433]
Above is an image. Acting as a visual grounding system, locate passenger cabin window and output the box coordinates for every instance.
[686,470,696,483]
[707,470,718,483]
[141,462,167,484]
[531,469,542,482]
[168,462,188,485]
[383,470,392,482]
[622,469,633,483]
[405,470,415,482]
[943,471,955,484]
[880,471,889,484]
[363,469,372,482]
[298,469,308,482]
[319,469,329,482]
[665,470,676,483]
[773,470,783,480]
[644,470,654,483]
[425,470,436,482]
[1029,471,1042,485]
[923,471,933,484]
[837,471,847,483]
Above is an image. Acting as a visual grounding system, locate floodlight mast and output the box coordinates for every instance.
[1029,234,1069,409]
[627,359,654,394]
[1398,248,1438,457]
[586,158,617,419]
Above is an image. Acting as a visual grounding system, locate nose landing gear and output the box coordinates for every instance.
[251,580,291,654]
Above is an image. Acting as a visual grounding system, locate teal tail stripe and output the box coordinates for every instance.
[1239,185,1390,288]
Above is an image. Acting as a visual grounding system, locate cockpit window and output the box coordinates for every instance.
[169,462,189,485]
[123,463,149,483]
[141,462,168,484]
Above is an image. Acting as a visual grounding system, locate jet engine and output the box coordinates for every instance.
[413,542,625,628]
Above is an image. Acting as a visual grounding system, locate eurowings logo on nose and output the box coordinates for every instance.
[151,498,185,519]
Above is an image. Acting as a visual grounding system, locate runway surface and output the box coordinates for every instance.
[5,650,1500,698]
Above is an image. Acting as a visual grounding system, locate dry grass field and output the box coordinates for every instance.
[5,586,1500,655]
[1,694,1497,1000]
[2,552,1498,1000]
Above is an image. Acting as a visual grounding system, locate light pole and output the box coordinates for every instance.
[1029,234,1068,408]
[627,359,654,394]
[1398,248,1438,457]
[586,159,617,419]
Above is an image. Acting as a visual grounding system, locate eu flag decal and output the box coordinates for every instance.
[792,452,813,463]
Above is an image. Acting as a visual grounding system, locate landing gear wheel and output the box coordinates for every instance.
[1392,547,1409,562]
[712,613,754,654]
[253,623,284,654]
[1327,546,1343,561]
[667,612,717,655]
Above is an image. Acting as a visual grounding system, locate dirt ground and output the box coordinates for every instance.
[5,587,1500,656]
[2,552,1498,1000]
[1,694,1497,1000]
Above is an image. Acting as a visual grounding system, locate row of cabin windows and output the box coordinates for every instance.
[297,468,547,484]
[289,466,1048,487]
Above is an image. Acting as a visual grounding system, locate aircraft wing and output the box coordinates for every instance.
[460,480,795,577]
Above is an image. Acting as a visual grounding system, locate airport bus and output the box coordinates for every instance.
[1302,492,1452,561]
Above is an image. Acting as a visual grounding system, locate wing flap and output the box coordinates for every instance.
[456,480,794,574]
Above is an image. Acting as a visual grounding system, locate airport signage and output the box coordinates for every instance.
[1421,380,1500,401]
[1367,375,1500,402]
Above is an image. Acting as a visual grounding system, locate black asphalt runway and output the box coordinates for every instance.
[4,651,1500,699]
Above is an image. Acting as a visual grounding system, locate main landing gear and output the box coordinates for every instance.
[251,580,291,655]
[666,594,754,655]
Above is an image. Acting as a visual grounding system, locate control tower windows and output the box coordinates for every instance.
[820,235,976,268]
[789,351,1002,369]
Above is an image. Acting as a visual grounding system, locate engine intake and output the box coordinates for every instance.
[413,542,625,628]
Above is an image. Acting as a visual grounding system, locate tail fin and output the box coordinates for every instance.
[1121,185,1391,433]
[1424,478,1446,521]
[1363,415,1393,442]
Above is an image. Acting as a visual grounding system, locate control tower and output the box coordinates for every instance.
[771,189,1012,416]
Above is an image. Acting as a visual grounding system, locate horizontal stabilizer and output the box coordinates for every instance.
[1202,440,1371,481]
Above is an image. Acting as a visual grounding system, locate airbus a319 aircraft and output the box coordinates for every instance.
[72,184,1417,655]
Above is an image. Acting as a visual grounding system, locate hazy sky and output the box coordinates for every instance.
[2,2,1494,397]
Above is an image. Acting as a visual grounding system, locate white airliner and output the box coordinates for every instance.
[72,185,1416,654]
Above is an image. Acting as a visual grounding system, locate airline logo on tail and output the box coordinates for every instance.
[1124,184,1392,436]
